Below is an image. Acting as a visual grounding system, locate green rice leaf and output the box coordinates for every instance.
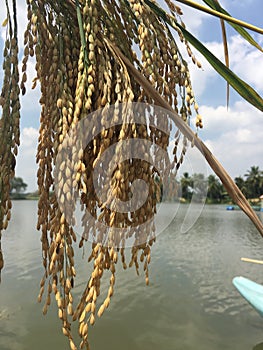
[145,0,263,112]
[202,0,263,52]
[178,23,263,112]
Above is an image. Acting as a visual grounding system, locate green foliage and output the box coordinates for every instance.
[207,174,224,202]
[234,166,263,200]
[145,0,263,112]
[180,172,193,201]
[177,24,263,112]
[202,0,263,52]
[10,177,27,194]
[178,167,263,203]
[191,173,208,202]
[234,176,248,198]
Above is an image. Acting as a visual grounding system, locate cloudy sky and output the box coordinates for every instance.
[0,1,263,191]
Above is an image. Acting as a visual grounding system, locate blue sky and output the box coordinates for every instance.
[0,1,263,191]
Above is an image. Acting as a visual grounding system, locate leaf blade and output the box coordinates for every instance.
[144,0,263,112]
[219,16,230,108]
[202,0,263,52]
[178,23,263,112]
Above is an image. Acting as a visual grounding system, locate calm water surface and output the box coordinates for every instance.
[1,201,263,350]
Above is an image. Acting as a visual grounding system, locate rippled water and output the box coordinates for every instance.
[1,201,263,350]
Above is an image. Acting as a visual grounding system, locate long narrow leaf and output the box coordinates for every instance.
[219,15,230,108]
[175,0,263,35]
[178,23,263,112]
[202,0,263,52]
[145,0,263,112]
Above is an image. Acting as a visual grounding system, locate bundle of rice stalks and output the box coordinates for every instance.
[0,0,20,281]
[1,0,263,348]
[1,0,203,348]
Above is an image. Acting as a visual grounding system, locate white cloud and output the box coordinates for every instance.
[228,35,263,94]
[179,1,209,34]
[15,127,38,192]
[188,52,216,99]
[199,101,263,178]
[187,34,263,103]
[235,129,251,143]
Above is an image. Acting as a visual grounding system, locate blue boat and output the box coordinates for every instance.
[226,205,261,211]
[232,276,263,317]
[226,205,235,210]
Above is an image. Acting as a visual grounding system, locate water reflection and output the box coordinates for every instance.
[1,202,263,350]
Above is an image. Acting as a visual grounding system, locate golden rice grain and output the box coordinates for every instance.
[70,339,77,350]
[67,302,73,315]
[62,327,69,336]
[82,322,88,337]
[97,304,105,317]
[79,310,86,323]
[90,314,95,325]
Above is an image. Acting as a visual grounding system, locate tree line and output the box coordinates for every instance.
[9,165,263,203]
[162,166,263,203]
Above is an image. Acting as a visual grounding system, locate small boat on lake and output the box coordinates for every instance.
[226,205,261,211]
[232,276,263,317]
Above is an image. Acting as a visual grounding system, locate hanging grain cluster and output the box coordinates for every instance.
[0,0,20,280]
[1,0,202,348]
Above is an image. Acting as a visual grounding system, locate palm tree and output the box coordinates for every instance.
[235,176,248,197]
[180,172,193,201]
[245,166,263,198]
[1,1,263,348]
[207,174,224,202]
[191,173,208,202]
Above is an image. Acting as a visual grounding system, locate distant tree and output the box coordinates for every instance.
[245,166,263,198]
[10,177,27,194]
[163,175,180,202]
[191,173,207,202]
[207,175,224,202]
[178,168,263,203]
[235,176,248,197]
[180,172,193,201]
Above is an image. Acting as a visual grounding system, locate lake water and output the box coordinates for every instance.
[1,201,263,350]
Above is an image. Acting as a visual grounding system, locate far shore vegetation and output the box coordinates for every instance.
[163,165,263,205]
[10,166,263,205]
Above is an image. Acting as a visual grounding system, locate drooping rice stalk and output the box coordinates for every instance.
[1,1,200,347]
[0,0,20,281]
